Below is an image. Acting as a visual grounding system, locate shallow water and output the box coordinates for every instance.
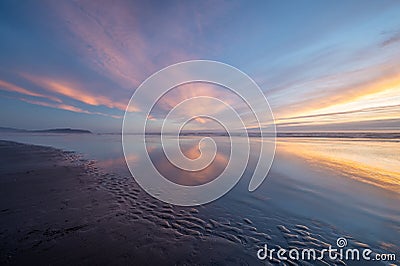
[1,132,399,262]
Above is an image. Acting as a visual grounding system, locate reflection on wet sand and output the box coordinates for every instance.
[98,136,400,194]
[1,133,399,264]
[149,140,230,186]
[97,153,139,170]
[277,138,400,193]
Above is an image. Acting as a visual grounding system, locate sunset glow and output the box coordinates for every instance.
[0,1,399,132]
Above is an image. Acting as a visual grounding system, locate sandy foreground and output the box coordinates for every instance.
[0,140,258,265]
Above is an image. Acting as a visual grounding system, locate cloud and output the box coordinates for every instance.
[381,30,400,47]
[268,54,400,131]
[18,97,121,119]
[46,0,200,90]
[146,82,261,132]
[277,117,400,132]
[0,79,61,103]
[154,83,238,115]
[47,1,149,88]
[0,78,124,118]
[277,104,400,124]
[21,73,138,112]
[2,1,400,132]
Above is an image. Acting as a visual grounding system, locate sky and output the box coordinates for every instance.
[0,0,400,133]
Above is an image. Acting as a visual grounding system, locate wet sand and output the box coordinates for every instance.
[1,140,398,265]
[0,140,258,265]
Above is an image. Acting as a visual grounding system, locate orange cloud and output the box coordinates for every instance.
[194,117,208,124]
[147,114,156,121]
[22,74,138,112]
[307,73,400,115]
[0,79,61,103]
[274,66,400,130]
[157,82,238,115]
[18,97,121,119]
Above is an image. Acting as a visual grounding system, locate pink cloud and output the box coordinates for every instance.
[21,73,138,112]
[0,79,61,103]
[18,97,121,119]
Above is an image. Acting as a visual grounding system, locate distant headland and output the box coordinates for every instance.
[0,127,92,134]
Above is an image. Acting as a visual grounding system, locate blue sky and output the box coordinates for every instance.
[1,0,400,132]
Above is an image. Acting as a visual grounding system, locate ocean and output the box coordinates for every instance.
[1,132,399,261]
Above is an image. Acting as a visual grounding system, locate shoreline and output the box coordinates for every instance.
[0,140,258,265]
[1,139,398,265]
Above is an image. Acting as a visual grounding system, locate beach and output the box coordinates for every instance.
[2,1,400,265]
[0,136,399,265]
[0,140,260,265]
